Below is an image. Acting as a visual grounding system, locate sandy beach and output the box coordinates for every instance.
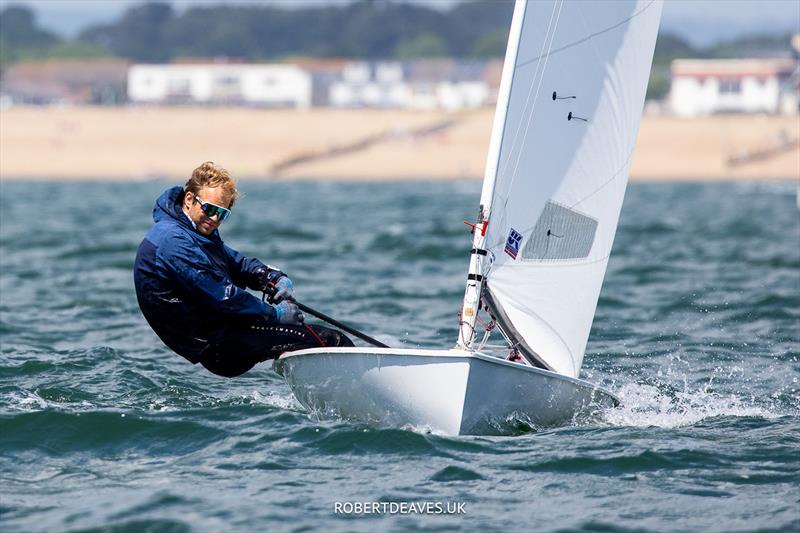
[0,106,797,181]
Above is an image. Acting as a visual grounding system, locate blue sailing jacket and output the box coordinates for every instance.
[134,186,275,363]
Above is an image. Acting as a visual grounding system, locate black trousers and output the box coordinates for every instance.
[200,317,354,378]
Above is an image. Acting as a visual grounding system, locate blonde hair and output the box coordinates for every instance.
[184,161,239,207]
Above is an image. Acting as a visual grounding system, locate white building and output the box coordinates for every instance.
[404,60,490,111]
[328,62,406,108]
[670,58,798,117]
[329,60,491,110]
[128,64,312,108]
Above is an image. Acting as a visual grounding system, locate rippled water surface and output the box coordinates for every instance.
[1,180,798,532]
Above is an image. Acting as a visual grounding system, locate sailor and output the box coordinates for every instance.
[133,161,353,377]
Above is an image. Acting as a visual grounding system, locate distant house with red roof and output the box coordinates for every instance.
[669,58,798,117]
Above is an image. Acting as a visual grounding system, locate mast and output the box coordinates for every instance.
[458,0,663,373]
[458,0,662,375]
[457,0,527,350]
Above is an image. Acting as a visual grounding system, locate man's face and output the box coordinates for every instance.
[183,185,232,236]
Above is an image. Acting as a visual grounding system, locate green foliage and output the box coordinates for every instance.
[74,0,506,61]
[42,41,110,60]
[0,5,57,48]
[706,33,795,58]
[0,5,111,75]
[395,33,448,59]
[469,28,509,58]
[79,2,173,62]
[653,32,697,66]
[443,0,513,57]
[5,41,110,62]
[0,4,58,68]
[646,66,671,100]
[0,1,793,73]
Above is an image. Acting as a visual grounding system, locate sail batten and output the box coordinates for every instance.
[460,0,662,378]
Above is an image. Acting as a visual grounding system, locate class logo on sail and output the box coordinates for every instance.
[504,228,523,260]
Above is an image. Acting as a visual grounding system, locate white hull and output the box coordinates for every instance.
[273,348,618,436]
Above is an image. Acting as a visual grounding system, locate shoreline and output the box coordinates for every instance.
[1,107,798,182]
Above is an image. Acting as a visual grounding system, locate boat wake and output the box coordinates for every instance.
[244,390,303,411]
[600,381,793,429]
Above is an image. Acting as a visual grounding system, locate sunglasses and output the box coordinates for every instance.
[193,195,232,222]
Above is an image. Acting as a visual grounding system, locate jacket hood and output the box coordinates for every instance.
[153,186,221,242]
[153,186,187,225]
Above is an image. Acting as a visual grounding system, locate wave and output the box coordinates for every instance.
[601,382,791,429]
[0,410,227,456]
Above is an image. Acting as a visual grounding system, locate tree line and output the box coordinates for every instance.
[0,1,793,100]
[1,1,514,64]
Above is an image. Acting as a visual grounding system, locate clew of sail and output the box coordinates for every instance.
[469,0,662,378]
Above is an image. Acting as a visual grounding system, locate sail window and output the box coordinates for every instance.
[521,201,597,261]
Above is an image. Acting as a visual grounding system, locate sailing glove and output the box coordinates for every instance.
[274,300,304,325]
[272,276,294,303]
[252,266,294,302]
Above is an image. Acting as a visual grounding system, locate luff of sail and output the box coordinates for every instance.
[466,0,663,378]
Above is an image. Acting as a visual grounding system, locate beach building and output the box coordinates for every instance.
[328,62,406,108]
[670,58,799,117]
[328,60,492,110]
[0,59,129,105]
[290,58,352,107]
[127,63,312,108]
[403,59,491,111]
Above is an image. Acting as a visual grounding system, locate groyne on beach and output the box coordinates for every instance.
[1,106,797,181]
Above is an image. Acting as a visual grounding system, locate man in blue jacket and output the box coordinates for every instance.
[134,161,352,377]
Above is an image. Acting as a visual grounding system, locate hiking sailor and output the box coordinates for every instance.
[134,161,353,377]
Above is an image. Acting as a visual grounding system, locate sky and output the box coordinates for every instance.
[1,0,799,47]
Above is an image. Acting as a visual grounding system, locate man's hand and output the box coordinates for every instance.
[271,276,294,303]
[252,266,294,302]
[274,300,304,325]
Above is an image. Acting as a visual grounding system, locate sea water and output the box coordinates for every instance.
[1,180,797,532]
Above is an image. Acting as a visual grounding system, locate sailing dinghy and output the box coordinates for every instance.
[275,0,663,435]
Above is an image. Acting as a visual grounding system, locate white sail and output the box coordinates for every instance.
[460,0,662,378]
